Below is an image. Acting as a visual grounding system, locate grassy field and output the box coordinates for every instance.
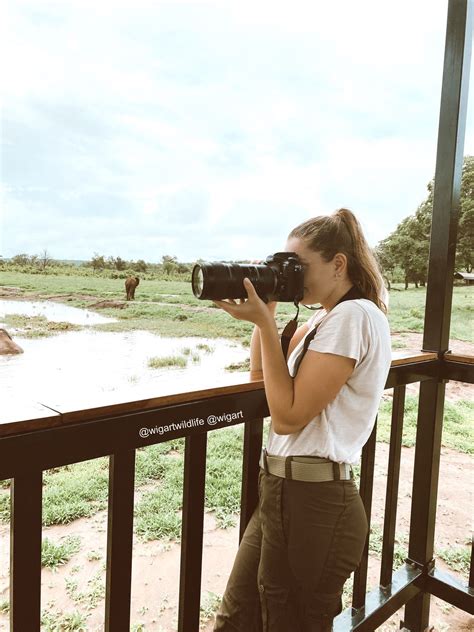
[1,271,473,343]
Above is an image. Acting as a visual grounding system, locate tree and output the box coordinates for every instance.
[38,249,52,271]
[376,155,473,286]
[457,156,474,272]
[90,253,106,271]
[107,256,128,271]
[114,256,127,271]
[162,255,178,275]
[135,259,148,273]
[11,254,30,266]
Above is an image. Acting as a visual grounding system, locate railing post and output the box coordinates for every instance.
[105,449,136,632]
[380,386,406,588]
[178,432,208,632]
[404,1,472,629]
[10,472,43,632]
[352,421,377,610]
[239,418,263,542]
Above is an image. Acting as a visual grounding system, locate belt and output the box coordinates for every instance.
[260,449,353,482]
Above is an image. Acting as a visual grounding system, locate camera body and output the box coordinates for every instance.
[191,251,305,304]
[264,252,305,302]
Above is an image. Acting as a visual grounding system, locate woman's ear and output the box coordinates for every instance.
[333,253,348,276]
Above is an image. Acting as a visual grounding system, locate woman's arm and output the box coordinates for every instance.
[216,279,355,435]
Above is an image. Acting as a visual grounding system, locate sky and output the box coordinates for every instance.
[1,0,473,263]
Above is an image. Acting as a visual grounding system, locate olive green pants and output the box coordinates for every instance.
[214,469,368,632]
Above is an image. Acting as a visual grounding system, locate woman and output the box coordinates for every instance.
[213,208,392,632]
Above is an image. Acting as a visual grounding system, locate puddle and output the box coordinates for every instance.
[0,329,248,402]
[0,300,115,325]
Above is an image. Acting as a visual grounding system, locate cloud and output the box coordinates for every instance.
[1,0,472,263]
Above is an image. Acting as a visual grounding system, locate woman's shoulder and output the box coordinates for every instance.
[328,298,370,319]
[326,299,389,333]
[333,298,386,318]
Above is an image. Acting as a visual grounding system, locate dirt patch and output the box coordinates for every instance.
[392,331,474,357]
[0,444,471,631]
[391,332,473,403]
[42,294,102,303]
[0,287,23,298]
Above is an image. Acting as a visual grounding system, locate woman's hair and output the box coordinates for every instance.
[289,208,387,313]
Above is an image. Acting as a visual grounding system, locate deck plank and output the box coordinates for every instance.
[0,400,61,437]
[444,353,474,364]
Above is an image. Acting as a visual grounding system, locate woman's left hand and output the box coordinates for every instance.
[213,278,274,328]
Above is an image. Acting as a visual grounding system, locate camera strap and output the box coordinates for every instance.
[281,285,365,367]
[280,302,300,360]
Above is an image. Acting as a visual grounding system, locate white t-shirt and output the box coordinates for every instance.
[266,299,392,465]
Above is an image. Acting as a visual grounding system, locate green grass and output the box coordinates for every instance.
[148,355,188,369]
[134,427,246,540]
[93,306,253,345]
[0,459,112,526]
[65,568,106,611]
[205,427,246,527]
[41,609,88,631]
[134,456,184,540]
[368,525,407,570]
[42,460,110,525]
[368,525,471,576]
[200,591,222,626]
[377,396,473,453]
[196,343,214,353]
[225,358,251,372]
[386,284,473,341]
[42,536,81,569]
[437,545,471,573]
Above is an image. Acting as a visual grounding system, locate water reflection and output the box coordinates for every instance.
[0,300,116,325]
[0,329,248,402]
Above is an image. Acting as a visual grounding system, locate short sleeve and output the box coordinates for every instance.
[307,302,369,365]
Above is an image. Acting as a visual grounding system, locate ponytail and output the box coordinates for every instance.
[289,208,387,313]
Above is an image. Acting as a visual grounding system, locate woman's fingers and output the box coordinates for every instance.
[212,280,268,325]
[243,277,258,298]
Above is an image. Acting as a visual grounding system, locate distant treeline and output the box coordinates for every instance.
[0,253,194,280]
[2,157,472,288]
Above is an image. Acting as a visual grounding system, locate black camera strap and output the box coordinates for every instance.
[280,302,300,360]
[281,285,365,371]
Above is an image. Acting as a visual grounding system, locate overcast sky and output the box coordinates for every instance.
[1,0,473,263]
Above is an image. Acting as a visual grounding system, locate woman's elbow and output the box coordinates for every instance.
[271,416,312,435]
[271,423,293,436]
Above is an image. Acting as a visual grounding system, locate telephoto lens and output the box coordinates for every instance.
[191,252,304,303]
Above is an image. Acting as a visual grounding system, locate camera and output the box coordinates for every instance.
[191,252,305,303]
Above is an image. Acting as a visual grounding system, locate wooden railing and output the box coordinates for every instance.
[1,350,472,631]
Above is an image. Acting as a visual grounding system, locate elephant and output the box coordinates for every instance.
[125,276,140,300]
[0,328,24,355]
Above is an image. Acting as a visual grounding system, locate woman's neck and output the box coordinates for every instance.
[322,280,354,311]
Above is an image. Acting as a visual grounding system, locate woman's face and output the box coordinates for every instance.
[285,237,338,306]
